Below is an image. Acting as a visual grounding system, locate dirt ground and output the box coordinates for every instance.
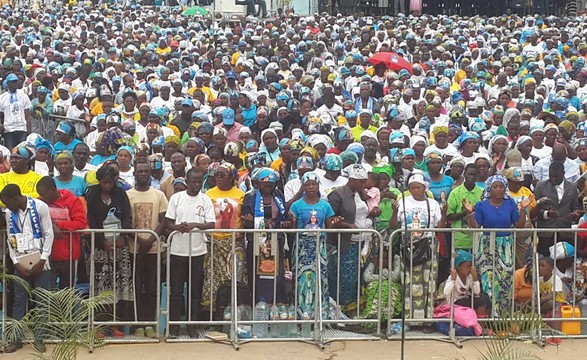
[1,339,584,360]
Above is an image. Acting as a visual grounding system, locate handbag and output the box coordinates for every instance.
[401,195,432,267]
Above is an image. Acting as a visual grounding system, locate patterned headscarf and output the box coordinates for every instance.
[257,167,280,183]
[99,127,127,154]
[324,154,343,171]
[218,162,237,178]
[482,174,511,200]
[301,171,320,185]
[54,150,74,162]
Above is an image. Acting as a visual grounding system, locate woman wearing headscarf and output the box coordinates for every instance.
[239,91,257,128]
[259,129,281,164]
[288,171,338,318]
[488,135,509,173]
[410,136,428,172]
[182,137,206,169]
[53,151,87,197]
[529,125,552,160]
[319,154,348,197]
[242,167,288,304]
[91,127,126,166]
[427,126,459,159]
[514,135,539,188]
[84,165,134,337]
[30,86,54,140]
[328,164,379,312]
[464,175,533,315]
[389,174,445,324]
[446,155,466,188]
[116,146,135,187]
[497,108,521,141]
[425,151,454,207]
[203,162,246,312]
[456,131,481,165]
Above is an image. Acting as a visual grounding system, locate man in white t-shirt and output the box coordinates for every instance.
[165,168,215,338]
[0,74,31,149]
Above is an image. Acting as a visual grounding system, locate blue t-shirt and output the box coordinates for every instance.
[428,175,454,205]
[53,139,82,156]
[474,198,520,236]
[290,198,335,230]
[54,175,87,197]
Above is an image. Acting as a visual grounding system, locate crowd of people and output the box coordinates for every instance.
[2,2,587,352]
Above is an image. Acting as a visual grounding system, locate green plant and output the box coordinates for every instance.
[5,287,113,360]
[489,310,544,337]
[477,338,542,360]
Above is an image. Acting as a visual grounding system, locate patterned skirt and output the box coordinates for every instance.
[475,233,514,316]
[401,237,438,321]
[292,233,329,318]
[88,245,134,302]
[328,241,361,312]
[201,236,247,309]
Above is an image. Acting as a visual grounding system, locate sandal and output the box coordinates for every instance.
[545,337,562,346]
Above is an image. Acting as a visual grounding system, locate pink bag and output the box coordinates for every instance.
[434,304,482,336]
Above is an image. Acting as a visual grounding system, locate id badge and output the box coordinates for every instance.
[15,233,29,253]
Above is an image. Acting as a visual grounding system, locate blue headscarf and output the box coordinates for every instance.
[455,131,479,149]
[256,167,280,183]
[482,174,511,200]
[324,154,343,171]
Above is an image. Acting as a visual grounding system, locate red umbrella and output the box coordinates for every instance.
[368,52,413,74]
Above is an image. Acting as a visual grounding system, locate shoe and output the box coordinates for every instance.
[187,325,199,339]
[144,327,157,339]
[33,340,46,353]
[3,341,23,353]
[109,326,125,337]
[133,328,145,337]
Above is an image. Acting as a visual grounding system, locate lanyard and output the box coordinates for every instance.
[17,209,29,233]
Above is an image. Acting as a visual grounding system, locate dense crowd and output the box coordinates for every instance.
[2,3,587,351]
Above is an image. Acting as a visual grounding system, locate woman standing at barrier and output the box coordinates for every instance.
[390,173,444,323]
[203,162,246,315]
[242,167,289,304]
[289,171,339,318]
[465,174,533,316]
[84,165,134,337]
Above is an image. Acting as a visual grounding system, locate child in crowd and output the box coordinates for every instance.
[443,250,491,317]
[514,257,534,308]
[538,256,566,316]
[361,248,402,321]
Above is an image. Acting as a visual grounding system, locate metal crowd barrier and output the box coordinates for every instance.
[0,228,162,351]
[2,226,586,351]
[387,227,587,347]
[164,228,384,349]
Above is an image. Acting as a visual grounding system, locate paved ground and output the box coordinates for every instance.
[1,339,585,360]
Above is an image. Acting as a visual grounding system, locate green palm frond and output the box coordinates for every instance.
[5,287,113,360]
[477,338,542,360]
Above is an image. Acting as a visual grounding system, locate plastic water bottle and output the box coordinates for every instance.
[278,305,288,338]
[252,302,268,338]
[223,305,231,335]
[580,299,587,335]
[102,208,121,243]
[270,304,280,338]
[301,312,312,338]
[287,305,297,336]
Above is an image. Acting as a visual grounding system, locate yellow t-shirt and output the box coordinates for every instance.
[0,171,43,205]
[206,186,245,239]
[509,186,537,215]
[539,274,566,303]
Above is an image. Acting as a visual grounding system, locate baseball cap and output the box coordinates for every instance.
[226,70,236,79]
[222,108,235,125]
